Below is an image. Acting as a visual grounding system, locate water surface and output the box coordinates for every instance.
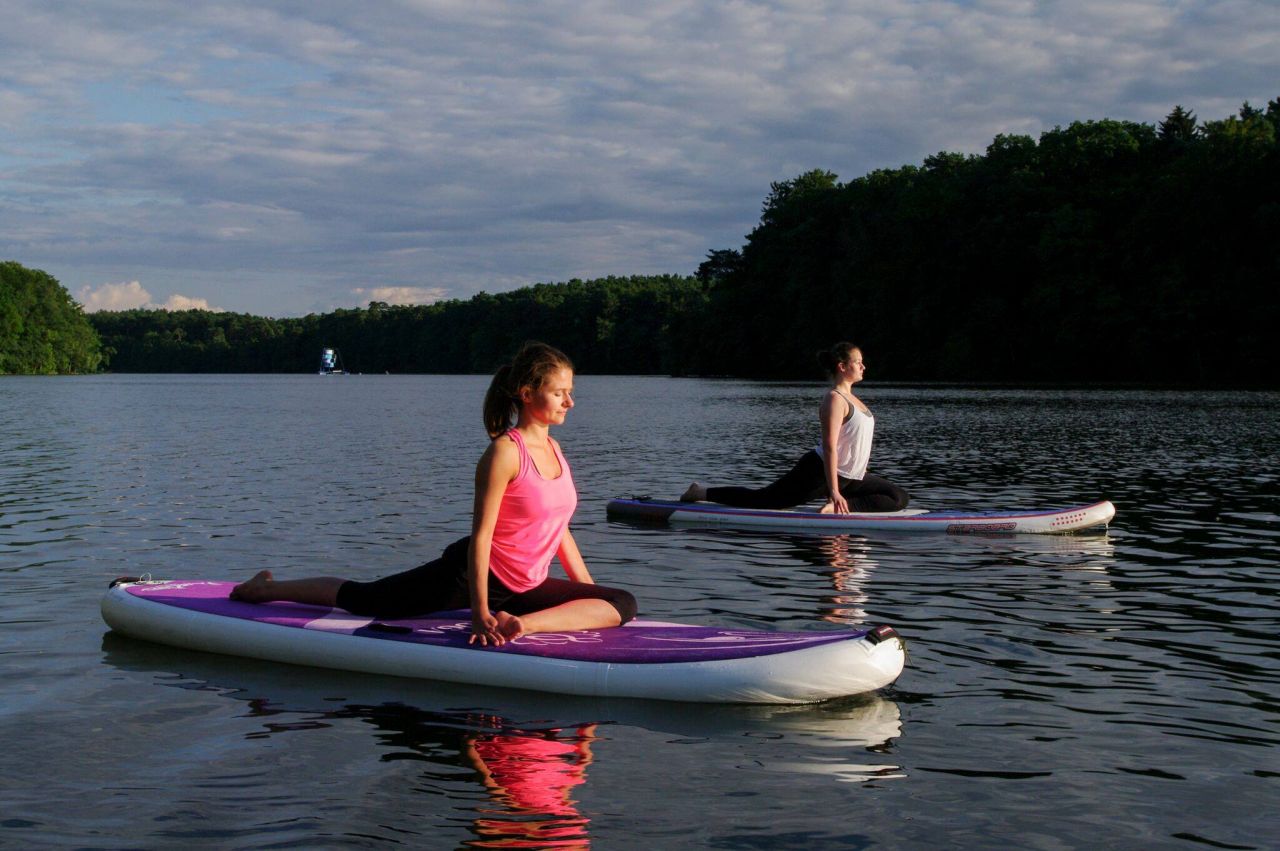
[1,375,1277,848]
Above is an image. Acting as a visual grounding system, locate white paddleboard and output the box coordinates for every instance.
[607,497,1116,534]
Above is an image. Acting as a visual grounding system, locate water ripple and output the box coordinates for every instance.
[1,377,1277,849]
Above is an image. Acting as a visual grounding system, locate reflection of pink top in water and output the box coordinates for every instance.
[488,429,577,593]
[473,732,590,816]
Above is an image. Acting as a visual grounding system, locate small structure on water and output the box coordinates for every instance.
[318,347,348,375]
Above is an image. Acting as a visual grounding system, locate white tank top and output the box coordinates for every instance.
[814,390,874,480]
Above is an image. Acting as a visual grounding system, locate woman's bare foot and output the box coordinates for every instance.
[494,611,526,641]
[230,570,273,602]
[680,482,707,502]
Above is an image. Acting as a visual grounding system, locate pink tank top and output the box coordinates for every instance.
[487,429,578,593]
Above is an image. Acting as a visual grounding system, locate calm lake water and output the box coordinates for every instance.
[2,375,1277,849]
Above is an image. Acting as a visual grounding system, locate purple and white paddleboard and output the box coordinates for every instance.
[608,497,1116,534]
[101,580,905,704]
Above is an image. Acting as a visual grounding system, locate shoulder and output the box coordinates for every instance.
[821,389,851,413]
[490,431,519,457]
[478,433,520,476]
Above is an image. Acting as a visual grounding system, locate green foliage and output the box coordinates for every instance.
[88,276,707,375]
[696,249,742,287]
[691,98,1279,384]
[0,261,103,374]
[1158,105,1199,144]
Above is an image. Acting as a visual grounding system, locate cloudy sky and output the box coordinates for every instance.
[2,1,1276,317]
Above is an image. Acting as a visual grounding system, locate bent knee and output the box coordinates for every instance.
[608,589,638,625]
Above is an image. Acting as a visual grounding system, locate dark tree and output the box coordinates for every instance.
[1158,105,1199,143]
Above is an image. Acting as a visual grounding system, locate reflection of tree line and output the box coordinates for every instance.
[246,699,596,848]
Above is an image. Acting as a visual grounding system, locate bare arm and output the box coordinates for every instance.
[556,528,593,584]
[468,437,520,645]
[820,391,851,514]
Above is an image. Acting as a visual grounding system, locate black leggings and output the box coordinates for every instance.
[706,450,909,512]
[335,536,638,623]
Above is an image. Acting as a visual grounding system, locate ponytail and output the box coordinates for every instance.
[483,363,518,439]
[482,341,575,437]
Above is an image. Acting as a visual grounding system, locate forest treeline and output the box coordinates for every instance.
[692,99,1279,382]
[9,98,1279,382]
[88,275,705,375]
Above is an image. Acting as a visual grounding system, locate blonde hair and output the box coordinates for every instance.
[482,341,575,437]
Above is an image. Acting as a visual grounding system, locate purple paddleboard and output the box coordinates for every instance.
[102,580,905,704]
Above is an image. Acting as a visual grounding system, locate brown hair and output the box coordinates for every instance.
[816,342,859,378]
[482,341,575,437]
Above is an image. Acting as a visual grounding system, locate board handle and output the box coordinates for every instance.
[865,625,900,645]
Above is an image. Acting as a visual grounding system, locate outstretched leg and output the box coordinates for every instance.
[703,451,826,509]
[230,570,346,607]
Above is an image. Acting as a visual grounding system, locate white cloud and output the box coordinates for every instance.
[76,281,151,312]
[157,294,219,311]
[75,280,221,313]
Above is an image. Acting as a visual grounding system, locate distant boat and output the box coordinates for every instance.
[318,347,349,375]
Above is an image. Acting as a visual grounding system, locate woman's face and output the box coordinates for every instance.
[844,349,866,383]
[521,366,575,426]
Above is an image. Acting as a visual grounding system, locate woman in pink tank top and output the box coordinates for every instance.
[230,342,637,645]
[466,342,634,645]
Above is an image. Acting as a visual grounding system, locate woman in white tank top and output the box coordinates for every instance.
[680,343,909,513]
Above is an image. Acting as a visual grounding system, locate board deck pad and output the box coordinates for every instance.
[121,581,863,664]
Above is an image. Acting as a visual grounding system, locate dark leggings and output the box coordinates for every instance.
[706,450,909,512]
[335,536,638,623]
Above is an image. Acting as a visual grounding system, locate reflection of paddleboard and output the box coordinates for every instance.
[101,580,905,704]
[101,630,906,748]
[607,497,1115,534]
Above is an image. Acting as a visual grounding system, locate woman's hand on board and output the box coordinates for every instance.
[820,492,851,514]
[470,611,505,646]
